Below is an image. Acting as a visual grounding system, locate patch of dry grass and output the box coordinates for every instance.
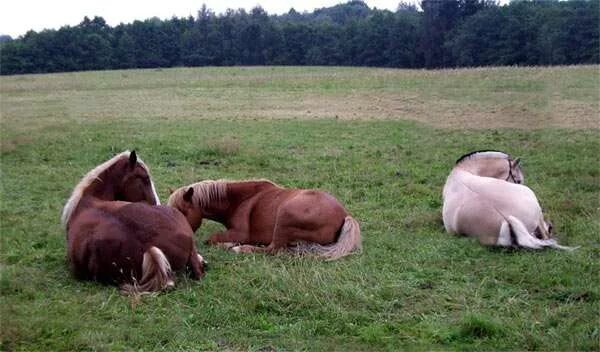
[1,66,598,139]
[205,135,241,156]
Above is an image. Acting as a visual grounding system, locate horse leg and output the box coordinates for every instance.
[231,241,285,255]
[215,242,237,250]
[205,229,248,245]
[231,222,289,255]
[231,244,268,254]
[187,250,205,279]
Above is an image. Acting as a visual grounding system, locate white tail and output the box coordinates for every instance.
[499,216,578,251]
[121,247,174,295]
[291,216,362,261]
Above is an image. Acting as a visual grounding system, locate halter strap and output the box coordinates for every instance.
[505,159,516,182]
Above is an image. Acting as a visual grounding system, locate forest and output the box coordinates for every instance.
[1,0,598,75]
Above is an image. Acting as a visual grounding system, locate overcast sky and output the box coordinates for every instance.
[1,0,430,38]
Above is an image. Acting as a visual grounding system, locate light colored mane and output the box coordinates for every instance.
[186,180,229,208]
[455,150,510,166]
[61,151,154,228]
[173,179,278,208]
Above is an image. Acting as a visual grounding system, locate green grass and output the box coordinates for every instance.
[1,66,599,351]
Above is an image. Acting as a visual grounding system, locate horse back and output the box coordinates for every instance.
[67,202,194,284]
[104,203,195,269]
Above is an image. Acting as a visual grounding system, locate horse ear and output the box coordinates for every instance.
[513,157,521,167]
[183,187,194,202]
[129,150,137,168]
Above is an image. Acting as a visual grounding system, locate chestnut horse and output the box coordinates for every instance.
[62,151,205,294]
[167,179,361,260]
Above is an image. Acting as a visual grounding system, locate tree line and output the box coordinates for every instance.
[1,0,598,75]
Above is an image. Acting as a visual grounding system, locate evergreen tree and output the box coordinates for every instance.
[1,0,598,75]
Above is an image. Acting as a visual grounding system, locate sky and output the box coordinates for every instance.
[1,0,425,38]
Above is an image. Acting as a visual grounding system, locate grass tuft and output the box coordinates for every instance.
[455,314,505,341]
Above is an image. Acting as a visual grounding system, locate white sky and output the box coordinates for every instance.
[1,0,426,38]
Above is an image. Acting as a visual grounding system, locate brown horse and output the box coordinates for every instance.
[62,151,205,294]
[167,179,361,260]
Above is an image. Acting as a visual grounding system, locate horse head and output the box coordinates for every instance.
[455,150,524,184]
[62,150,160,229]
[533,218,554,240]
[113,151,161,205]
[168,187,204,231]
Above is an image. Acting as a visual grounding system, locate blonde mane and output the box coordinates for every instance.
[169,179,278,208]
[61,151,156,228]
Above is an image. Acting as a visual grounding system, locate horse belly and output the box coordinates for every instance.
[246,191,290,244]
[247,212,278,245]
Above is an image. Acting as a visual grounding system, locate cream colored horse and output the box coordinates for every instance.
[442,150,576,250]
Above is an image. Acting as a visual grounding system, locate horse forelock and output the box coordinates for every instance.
[61,151,157,227]
[455,150,511,165]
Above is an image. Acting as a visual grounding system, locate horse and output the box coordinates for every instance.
[442,150,576,250]
[62,150,205,294]
[167,179,361,260]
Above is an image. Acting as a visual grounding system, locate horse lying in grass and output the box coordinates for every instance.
[167,179,361,260]
[62,151,205,294]
[442,150,576,250]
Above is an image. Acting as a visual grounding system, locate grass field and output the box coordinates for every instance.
[1,66,599,351]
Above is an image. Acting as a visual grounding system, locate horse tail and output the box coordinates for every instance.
[291,216,362,261]
[499,216,577,251]
[120,246,175,295]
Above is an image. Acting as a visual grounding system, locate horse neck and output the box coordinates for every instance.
[64,167,120,228]
[456,158,507,178]
[82,168,119,202]
[206,181,276,221]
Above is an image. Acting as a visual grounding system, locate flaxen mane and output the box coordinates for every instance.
[61,151,155,227]
[456,150,510,165]
[185,180,229,208]
[170,179,278,208]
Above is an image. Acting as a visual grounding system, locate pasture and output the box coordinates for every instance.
[1,66,599,350]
